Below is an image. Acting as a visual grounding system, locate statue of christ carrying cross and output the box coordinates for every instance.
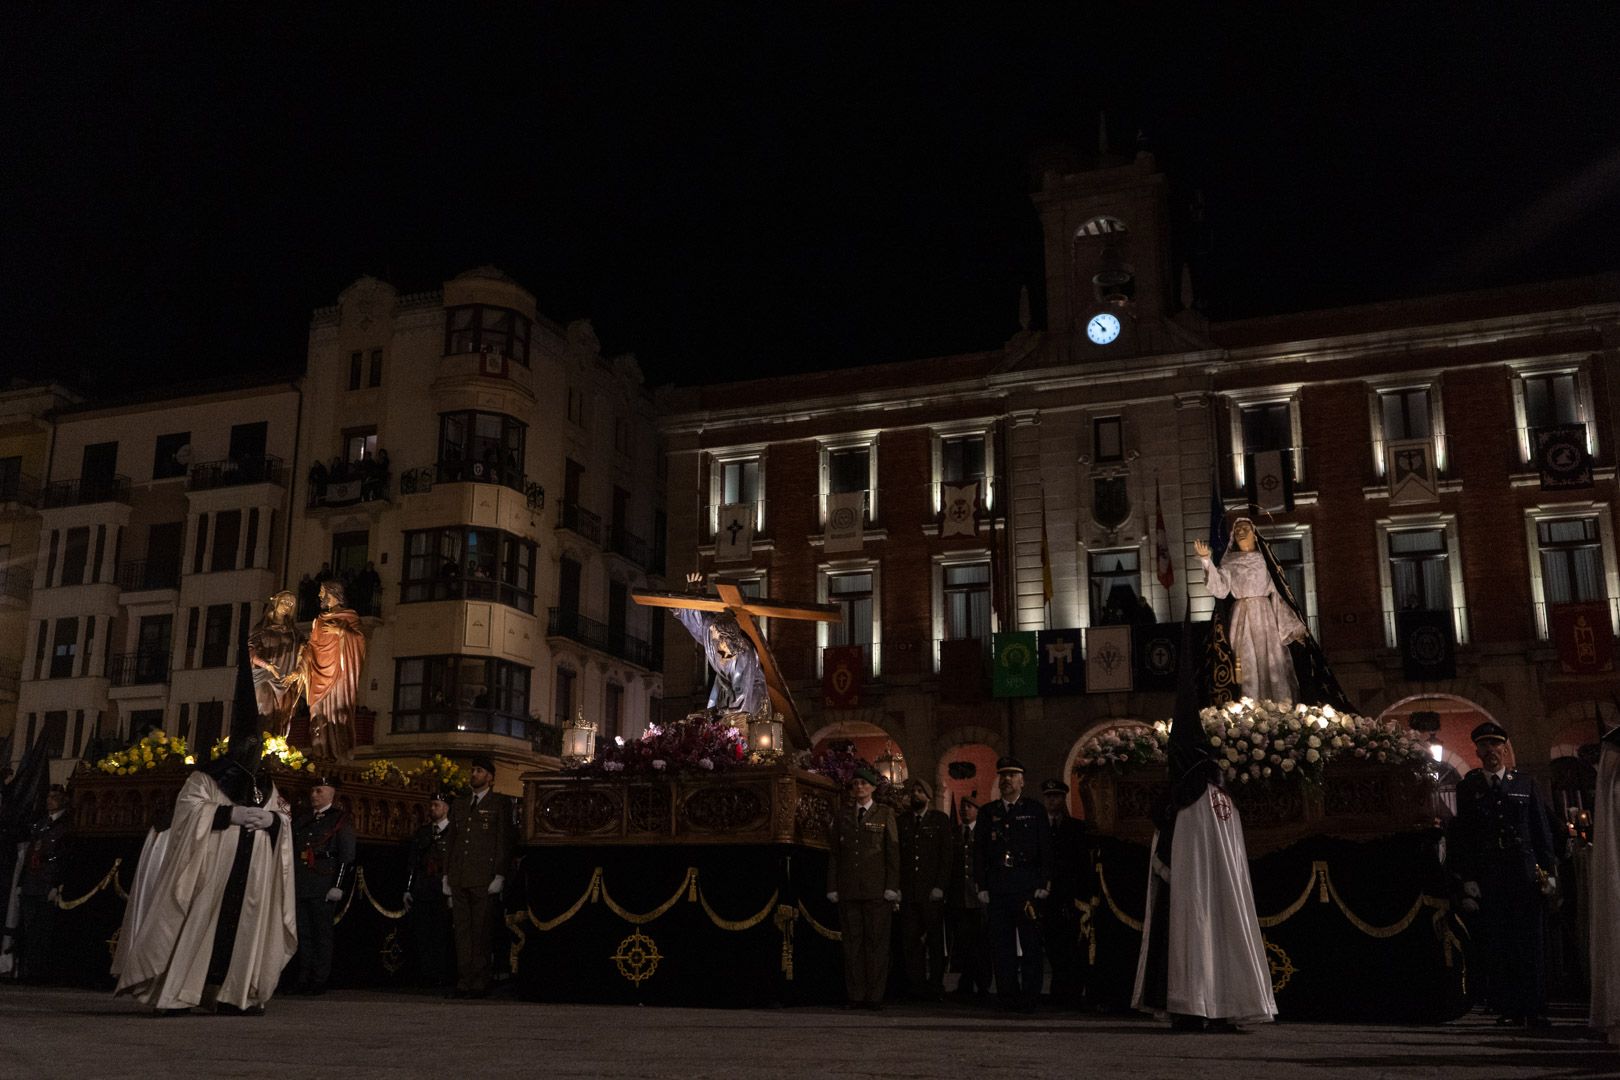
[633,572,841,746]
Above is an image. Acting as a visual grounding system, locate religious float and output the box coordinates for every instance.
[506,579,853,1006]
[41,732,445,989]
[1073,698,1464,1022]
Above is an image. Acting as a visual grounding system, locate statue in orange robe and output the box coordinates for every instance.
[290,579,368,760]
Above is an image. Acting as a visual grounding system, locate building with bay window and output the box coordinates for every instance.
[289,268,664,787]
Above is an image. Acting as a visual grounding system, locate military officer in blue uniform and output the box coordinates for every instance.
[973,757,1052,1012]
[1448,721,1557,1027]
[290,773,356,995]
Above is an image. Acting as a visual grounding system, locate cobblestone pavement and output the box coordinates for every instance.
[2,986,1615,1080]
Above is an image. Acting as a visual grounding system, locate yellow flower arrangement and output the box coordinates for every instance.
[405,753,470,794]
[209,731,317,773]
[95,730,190,774]
[359,758,410,785]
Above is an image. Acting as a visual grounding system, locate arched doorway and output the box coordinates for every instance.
[1062,718,1156,820]
[1377,694,1509,774]
[809,720,906,783]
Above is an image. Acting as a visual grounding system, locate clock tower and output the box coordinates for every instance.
[1031,148,1197,362]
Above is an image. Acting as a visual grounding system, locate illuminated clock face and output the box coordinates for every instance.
[1086,312,1121,345]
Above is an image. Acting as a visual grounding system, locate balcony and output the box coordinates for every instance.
[547,607,653,669]
[606,526,649,569]
[118,558,181,592]
[109,651,171,688]
[188,455,284,491]
[41,475,131,508]
[557,501,603,547]
[307,464,391,508]
[0,472,39,509]
[0,567,32,605]
[1384,606,1471,650]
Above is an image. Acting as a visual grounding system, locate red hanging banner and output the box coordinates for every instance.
[822,645,866,708]
[1550,601,1615,675]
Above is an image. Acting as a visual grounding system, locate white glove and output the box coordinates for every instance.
[977,890,990,904]
[447,894,453,909]
[402,892,414,910]
[1543,875,1558,895]
[47,887,61,904]
[325,887,343,903]
[1034,887,1050,900]
[826,891,839,904]
[1461,897,1479,913]
[1462,881,1481,899]
[487,875,504,896]
[929,887,944,901]
[882,889,900,903]
[442,876,452,897]
[230,806,274,830]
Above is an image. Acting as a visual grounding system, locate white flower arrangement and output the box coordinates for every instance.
[1075,698,1434,788]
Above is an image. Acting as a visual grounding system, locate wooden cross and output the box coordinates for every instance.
[632,578,841,746]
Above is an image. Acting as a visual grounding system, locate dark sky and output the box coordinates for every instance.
[4,6,1618,396]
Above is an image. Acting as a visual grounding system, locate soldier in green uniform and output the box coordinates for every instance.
[445,757,515,998]
[290,774,355,995]
[403,790,455,989]
[897,777,953,1000]
[827,765,900,1010]
[974,757,1052,1012]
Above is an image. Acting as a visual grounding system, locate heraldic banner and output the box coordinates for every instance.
[714,502,754,563]
[1085,625,1133,693]
[824,492,865,553]
[940,481,978,537]
[1397,609,1456,681]
[1037,629,1083,695]
[991,631,1038,698]
[1550,600,1616,675]
[822,645,865,707]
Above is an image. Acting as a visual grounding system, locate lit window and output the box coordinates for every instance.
[1088,550,1141,627]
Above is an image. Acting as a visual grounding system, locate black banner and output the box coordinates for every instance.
[1398,609,1456,681]
[1037,629,1085,695]
[1535,424,1593,490]
[1134,621,1211,693]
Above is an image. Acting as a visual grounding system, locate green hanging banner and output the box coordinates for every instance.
[991,631,1039,698]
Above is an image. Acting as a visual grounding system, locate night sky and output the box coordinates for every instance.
[4,6,1618,396]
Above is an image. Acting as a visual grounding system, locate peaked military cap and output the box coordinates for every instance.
[1470,721,1509,745]
[995,756,1025,775]
[1041,778,1069,795]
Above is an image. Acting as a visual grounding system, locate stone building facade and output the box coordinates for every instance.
[290,268,665,786]
[658,152,1620,818]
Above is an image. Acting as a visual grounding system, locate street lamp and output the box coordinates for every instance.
[562,709,597,766]
[874,748,907,785]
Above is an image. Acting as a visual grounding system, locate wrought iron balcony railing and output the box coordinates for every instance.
[42,475,131,508]
[188,455,284,491]
[118,558,181,592]
[109,651,171,687]
[557,501,603,546]
[547,607,653,669]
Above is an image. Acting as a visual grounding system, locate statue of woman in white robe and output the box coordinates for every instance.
[1194,518,1307,704]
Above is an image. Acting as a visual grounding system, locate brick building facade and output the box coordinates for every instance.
[658,151,1620,819]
